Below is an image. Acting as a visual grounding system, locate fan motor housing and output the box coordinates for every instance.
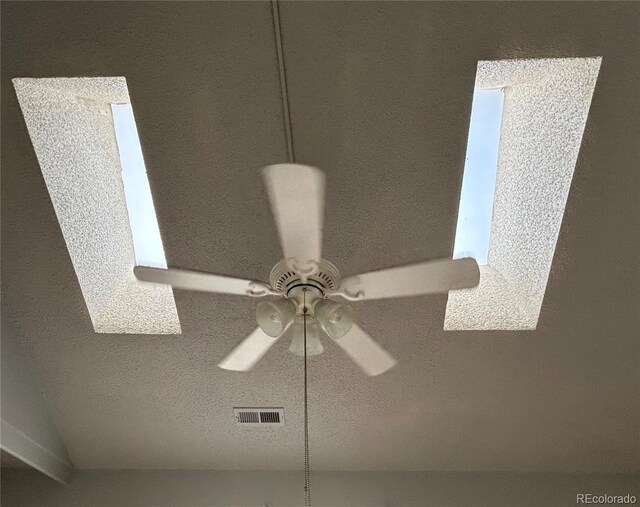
[270,259,341,297]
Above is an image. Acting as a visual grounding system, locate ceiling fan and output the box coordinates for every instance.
[134,163,480,376]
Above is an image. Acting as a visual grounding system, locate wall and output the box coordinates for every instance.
[1,469,638,506]
[0,315,73,482]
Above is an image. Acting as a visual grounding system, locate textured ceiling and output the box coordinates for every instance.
[1,1,638,472]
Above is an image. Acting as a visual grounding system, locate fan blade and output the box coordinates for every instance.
[332,324,396,376]
[134,266,261,296]
[339,257,479,300]
[263,164,325,277]
[218,327,280,371]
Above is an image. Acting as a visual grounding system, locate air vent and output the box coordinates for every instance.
[234,408,285,426]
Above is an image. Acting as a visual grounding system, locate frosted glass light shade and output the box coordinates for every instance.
[314,299,354,339]
[289,317,324,357]
[256,298,296,337]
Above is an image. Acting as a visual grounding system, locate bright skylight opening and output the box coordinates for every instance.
[112,103,167,269]
[452,88,504,266]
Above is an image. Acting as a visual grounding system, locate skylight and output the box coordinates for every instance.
[13,77,181,334]
[112,103,167,269]
[453,88,504,266]
[445,58,602,330]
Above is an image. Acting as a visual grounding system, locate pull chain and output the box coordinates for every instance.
[302,289,311,506]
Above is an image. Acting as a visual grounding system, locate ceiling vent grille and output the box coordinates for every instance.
[234,408,284,426]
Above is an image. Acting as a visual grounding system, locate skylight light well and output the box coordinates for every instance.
[445,58,602,331]
[13,77,181,334]
[453,88,504,266]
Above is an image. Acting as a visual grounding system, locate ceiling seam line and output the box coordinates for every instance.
[271,0,296,164]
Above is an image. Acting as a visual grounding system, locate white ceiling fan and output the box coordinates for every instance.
[134,163,480,376]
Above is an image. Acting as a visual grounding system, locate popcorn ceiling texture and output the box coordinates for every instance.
[13,78,181,334]
[445,58,602,330]
[1,2,638,474]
